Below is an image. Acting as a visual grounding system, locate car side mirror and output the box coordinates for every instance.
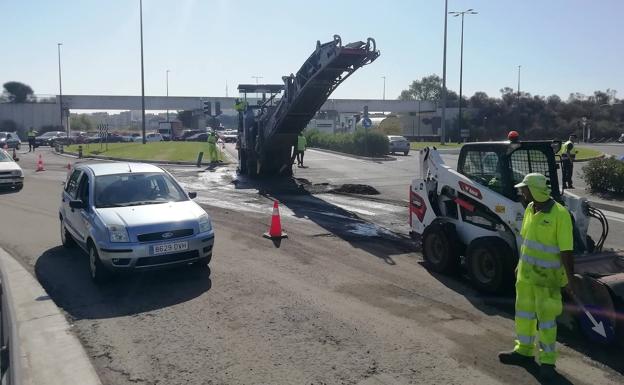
[69,199,86,209]
[188,192,197,199]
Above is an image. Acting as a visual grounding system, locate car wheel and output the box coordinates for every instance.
[466,237,515,293]
[422,222,461,274]
[88,243,111,284]
[404,151,409,156]
[60,218,76,248]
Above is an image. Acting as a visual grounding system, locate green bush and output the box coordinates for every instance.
[306,129,389,157]
[582,157,624,194]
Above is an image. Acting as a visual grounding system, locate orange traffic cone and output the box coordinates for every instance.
[263,200,288,239]
[66,162,72,176]
[36,154,45,172]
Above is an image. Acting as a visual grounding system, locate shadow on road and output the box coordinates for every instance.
[35,246,211,320]
[418,261,624,376]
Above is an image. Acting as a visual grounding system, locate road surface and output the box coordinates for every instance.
[0,148,622,385]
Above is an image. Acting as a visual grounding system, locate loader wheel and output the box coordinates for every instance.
[422,222,460,274]
[466,237,515,293]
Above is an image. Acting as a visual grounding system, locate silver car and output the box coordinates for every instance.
[59,162,214,283]
[387,135,410,156]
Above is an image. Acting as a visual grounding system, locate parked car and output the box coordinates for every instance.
[185,133,208,142]
[219,130,238,143]
[59,162,214,283]
[133,133,164,142]
[0,149,23,191]
[56,131,88,145]
[387,135,410,156]
[35,131,66,147]
[178,129,204,141]
[87,133,124,144]
[0,132,21,150]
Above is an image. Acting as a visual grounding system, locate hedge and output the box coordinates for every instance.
[306,130,389,157]
[582,157,624,194]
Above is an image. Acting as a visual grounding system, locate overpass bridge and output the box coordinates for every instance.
[58,95,436,114]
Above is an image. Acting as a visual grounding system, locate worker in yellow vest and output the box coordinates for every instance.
[207,131,218,163]
[561,134,578,189]
[291,133,307,168]
[498,173,577,381]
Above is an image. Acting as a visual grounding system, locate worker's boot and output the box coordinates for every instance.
[539,364,557,381]
[498,351,534,366]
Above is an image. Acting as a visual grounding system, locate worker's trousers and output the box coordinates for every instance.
[208,143,218,162]
[514,280,562,365]
[561,159,573,187]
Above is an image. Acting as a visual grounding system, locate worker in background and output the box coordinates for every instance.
[207,131,218,163]
[27,127,37,152]
[291,133,307,168]
[498,173,577,381]
[560,134,578,189]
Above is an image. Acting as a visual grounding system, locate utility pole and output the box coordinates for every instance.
[382,76,386,100]
[166,69,170,122]
[57,43,64,133]
[517,65,521,103]
[139,0,146,144]
[252,76,263,100]
[449,9,478,142]
[440,0,449,144]
[226,80,229,97]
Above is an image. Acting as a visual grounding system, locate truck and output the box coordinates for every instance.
[410,132,624,346]
[158,121,183,141]
[236,35,379,177]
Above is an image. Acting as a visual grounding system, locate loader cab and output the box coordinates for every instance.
[457,140,561,202]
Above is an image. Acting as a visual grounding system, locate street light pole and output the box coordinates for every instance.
[251,76,263,100]
[139,0,146,144]
[517,65,521,103]
[382,76,386,100]
[57,43,64,134]
[166,69,170,122]
[441,0,448,145]
[449,9,478,142]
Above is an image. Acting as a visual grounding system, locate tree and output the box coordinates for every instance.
[2,81,34,103]
[377,116,402,135]
[177,110,194,128]
[70,114,94,132]
[398,74,444,101]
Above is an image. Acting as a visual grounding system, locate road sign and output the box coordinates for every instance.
[362,117,372,129]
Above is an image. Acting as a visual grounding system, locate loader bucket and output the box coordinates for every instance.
[571,252,624,346]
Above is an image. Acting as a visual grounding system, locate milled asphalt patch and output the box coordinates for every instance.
[0,247,101,385]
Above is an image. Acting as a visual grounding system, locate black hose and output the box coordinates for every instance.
[588,206,609,252]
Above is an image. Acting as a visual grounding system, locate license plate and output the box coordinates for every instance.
[152,241,188,255]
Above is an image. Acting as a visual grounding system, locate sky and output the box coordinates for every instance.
[1,0,623,102]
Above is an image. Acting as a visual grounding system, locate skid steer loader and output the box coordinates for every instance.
[409,132,624,346]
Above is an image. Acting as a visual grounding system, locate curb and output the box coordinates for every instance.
[309,147,397,161]
[58,151,231,167]
[0,247,102,385]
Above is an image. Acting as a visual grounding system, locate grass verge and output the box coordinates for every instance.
[410,141,463,150]
[65,142,225,163]
[557,146,603,161]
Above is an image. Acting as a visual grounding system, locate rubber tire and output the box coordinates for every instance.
[422,222,461,274]
[466,237,516,294]
[88,243,111,285]
[60,218,76,248]
[404,151,409,156]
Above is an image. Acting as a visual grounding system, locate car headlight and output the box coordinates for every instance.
[108,225,129,243]
[198,214,212,233]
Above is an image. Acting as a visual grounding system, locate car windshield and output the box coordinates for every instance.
[94,172,188,208]
[0,151,12,162]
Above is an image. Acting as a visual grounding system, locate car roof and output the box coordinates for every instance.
[79,162,164,176]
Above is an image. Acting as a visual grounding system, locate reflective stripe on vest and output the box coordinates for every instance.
[523,238,560,254]
[540,342,556,353]
[539,320,557,330]
[521,254,561,269]
[517,334,535,345]
[516,311,536,320]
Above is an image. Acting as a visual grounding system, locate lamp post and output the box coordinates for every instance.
[252,76,263,100]
[57,43,64,133]
[449,8,478,142]
[139,0,146,144]
[441,0,448,145]
[166,69,170,122]
[382,76,386,100]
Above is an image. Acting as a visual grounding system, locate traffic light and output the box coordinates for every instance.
[203,101,212,116]
[215,101,222,116]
